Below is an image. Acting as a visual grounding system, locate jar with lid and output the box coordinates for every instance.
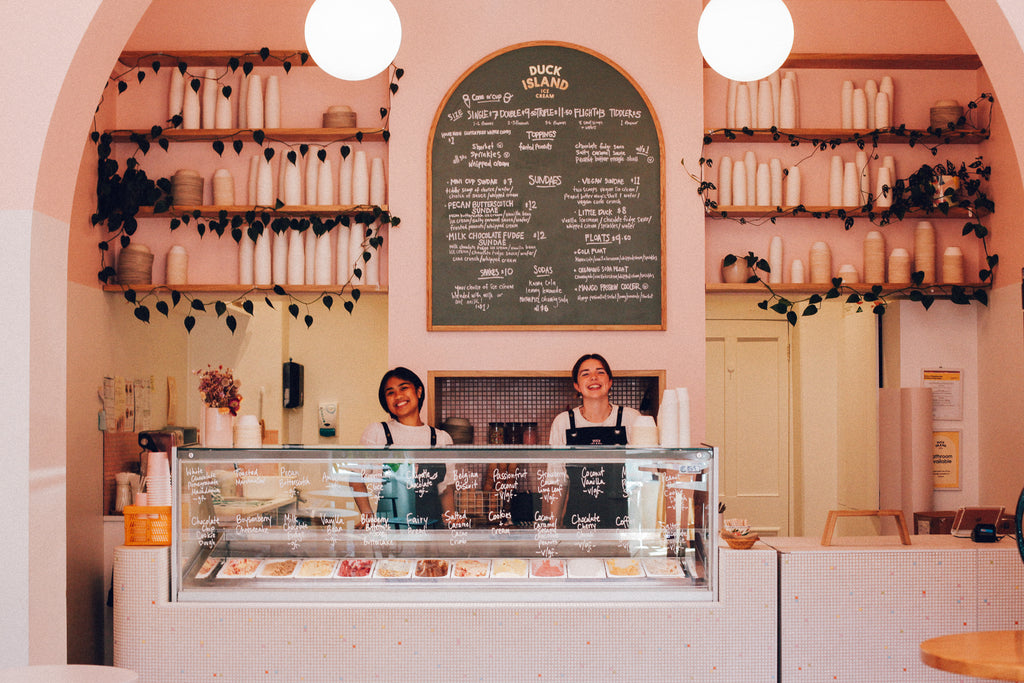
[487,422,505,445]
[507,422,524,445]
[522,422,538,445]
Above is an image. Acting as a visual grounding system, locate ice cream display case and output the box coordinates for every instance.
[173,445,717,602]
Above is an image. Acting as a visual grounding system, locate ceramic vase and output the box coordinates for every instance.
[203,406,233,448]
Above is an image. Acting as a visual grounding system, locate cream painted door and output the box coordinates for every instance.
[706,319,790,536]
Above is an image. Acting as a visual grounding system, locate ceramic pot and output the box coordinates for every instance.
[721,258,751,284]
[203,406,233,448]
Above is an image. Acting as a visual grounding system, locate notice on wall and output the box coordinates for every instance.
[428,42,665,329]
[923,369,963,421]
[932,429,961,490]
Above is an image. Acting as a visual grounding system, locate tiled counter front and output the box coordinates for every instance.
[775,535,1024,683]
[113,545,777,683]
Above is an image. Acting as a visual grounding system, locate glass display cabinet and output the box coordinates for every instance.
[173,445,717,602]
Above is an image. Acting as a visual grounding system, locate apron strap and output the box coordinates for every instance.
[615,405,624,427]
[381,421,393,446]
[568,409,577,430]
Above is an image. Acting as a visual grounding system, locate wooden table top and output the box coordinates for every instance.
[921,630,1024,681]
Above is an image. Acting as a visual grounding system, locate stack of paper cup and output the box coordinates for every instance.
[146,451,173,507]
[658,389,679,447]
[233,414,263,448]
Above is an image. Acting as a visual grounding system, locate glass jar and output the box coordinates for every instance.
[487,422,505,445]
[522,422,538,445]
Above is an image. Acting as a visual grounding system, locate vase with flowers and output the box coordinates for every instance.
[196,364,242,447]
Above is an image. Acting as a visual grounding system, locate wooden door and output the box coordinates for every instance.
[706,319,791,536]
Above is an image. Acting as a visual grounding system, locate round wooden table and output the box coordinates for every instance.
[921,630,1024,681]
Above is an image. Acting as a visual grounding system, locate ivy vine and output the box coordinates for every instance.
[688,93,996,325]
[92,48,404,332]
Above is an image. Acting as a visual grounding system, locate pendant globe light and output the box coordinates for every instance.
[304,0,402,81]
[698,0,794,82]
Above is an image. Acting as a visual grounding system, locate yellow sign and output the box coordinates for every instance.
[933,430,961,489]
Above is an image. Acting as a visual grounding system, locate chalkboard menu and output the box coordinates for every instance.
[428,42,665,330]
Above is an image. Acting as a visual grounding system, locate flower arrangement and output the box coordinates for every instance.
[195,364,242,416]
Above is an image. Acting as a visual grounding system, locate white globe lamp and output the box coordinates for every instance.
[698,0,794,82]
[305,0,402,81]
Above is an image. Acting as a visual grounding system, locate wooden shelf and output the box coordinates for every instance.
[103,284,386,295]
[703,128,988,144]
[780,53,982,71]
[704,53,982,71]
[136,204,388,218]
[105,127,386,143]
[707,205,976,219]
[706,282,988,295]
[118,50,317,69]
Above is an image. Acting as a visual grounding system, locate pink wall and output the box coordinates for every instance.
[387,0,708,440]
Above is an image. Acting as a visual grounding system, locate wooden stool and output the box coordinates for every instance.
[821,509,912,546]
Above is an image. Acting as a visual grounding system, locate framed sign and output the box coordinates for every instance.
[923,369,963,421]
[932,430,961,490]
[427,42,665,330]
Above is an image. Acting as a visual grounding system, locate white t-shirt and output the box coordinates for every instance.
[359,420,454,492]
[359,420,454,447]
[547,405,642,446]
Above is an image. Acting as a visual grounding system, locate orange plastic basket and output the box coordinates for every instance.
[123,505,172,546]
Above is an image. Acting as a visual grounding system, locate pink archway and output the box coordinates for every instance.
[4,0,1024,668]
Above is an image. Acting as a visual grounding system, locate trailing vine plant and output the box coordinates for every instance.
[687,93,996,325]
[92,48,404,332]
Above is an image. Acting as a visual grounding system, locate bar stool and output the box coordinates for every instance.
[0,665,138,683]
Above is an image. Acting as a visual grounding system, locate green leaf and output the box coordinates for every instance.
[171,290,182,306]
[786,311,797,326]
[215,301,227,317]
[212,140,225,156]
[123,288,137,304]
[156,300,169,317]
[184,315,196,333]
[191,299,206,312]
[802,304,819,317]
[264,296,275,309]
[273,285,286,296]
[226,315,237,333]
[242,300,254,315]
[288,303,299,319]
[323,295,333,310]
[344,300,354,313]
[304,315,314,328]
[133,305,150,323]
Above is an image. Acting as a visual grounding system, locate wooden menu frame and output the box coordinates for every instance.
[427,41,666,330]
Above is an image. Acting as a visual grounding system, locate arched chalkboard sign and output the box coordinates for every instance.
[428,42,665,330]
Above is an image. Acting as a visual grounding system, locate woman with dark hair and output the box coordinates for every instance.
[546,353,641,529]
[352,367,453,529]
[359,366,453,447]
[548,354,641,446]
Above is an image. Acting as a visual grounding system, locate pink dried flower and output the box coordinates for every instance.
[195,364,242,416]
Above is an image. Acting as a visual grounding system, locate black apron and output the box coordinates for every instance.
[563,407,628,529]
[379,422,444,529]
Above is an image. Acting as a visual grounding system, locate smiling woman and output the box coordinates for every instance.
[349,367,454,529]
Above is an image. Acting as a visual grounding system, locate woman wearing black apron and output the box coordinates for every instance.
[353,367,454,528]
[548,354,641,529]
